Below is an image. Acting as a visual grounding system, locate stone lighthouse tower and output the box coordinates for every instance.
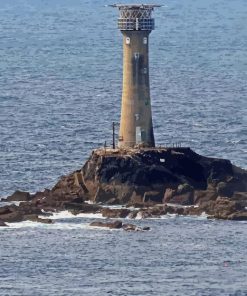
[110,4,161,148]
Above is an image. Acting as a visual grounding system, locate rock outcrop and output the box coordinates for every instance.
[80,148,247,206]
[6,190,31,202]
[1,147,247,223]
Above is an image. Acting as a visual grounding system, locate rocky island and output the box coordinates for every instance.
[2,6,246,228]
[1,147,247,227]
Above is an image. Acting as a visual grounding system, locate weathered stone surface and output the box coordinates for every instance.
[128,191,143,204]
[94,186,117,203]
[90,220,123,229]
[6,190,31,202]
[184,197,247,220]
[143,191,163,203]
[127,201,155,208]
[0,205,16,216]
[169,192,194,205]
[163,184,194,205]
[0,211,23,223]
[65,203,102,215]
[227,211,247,221]
[194,189,218,204]
[217,181,234,197]
[101,208,130,219]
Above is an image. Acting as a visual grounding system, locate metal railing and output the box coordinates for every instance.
[118,18,155,31]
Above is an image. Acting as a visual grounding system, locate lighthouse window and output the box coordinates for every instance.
[143,37,148,44]
[134,52,140,59]
[126,37,130,45]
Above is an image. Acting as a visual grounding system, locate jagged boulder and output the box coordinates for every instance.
[6,190,31,202]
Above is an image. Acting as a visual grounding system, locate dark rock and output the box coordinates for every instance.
[0,220,8,227]
[172,207,185,215]
[65,203,102,215]
[143,191,163,203]
[177,183,194,195]
[227,211,247,221]
[168,191,194,205]
[94,186,116,203]
[188,197,245,219]
[101,208,130,218]
[7,190,31,202]
[194,189,217,204]
[217,181,234,197]
[0,211,23,223]
[70,197,84,204]
[90,220,123,229]
[127,201,155,208]
[0,205,16,216]
[231,192,247,208]
[163,184,194,205]
[135,206,167,219]
[18,203,43,216]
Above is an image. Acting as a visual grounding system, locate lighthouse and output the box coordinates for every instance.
[110,4,161,148]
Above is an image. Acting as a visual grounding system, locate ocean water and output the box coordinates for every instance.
[0,0,247,295]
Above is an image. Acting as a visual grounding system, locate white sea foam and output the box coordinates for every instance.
[5,220,49,229]
[0,200,22,207]
[40,210,103,220]
[200,211,208,218]
[2,220,127,230]
[84,200,94,204]
[4,220,94,230]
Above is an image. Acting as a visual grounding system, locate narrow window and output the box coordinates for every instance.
[126,37,130,45]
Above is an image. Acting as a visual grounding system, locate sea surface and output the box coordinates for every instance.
[0,0,246,295]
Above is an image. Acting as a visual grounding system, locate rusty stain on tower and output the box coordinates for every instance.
[110,4,161,148]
